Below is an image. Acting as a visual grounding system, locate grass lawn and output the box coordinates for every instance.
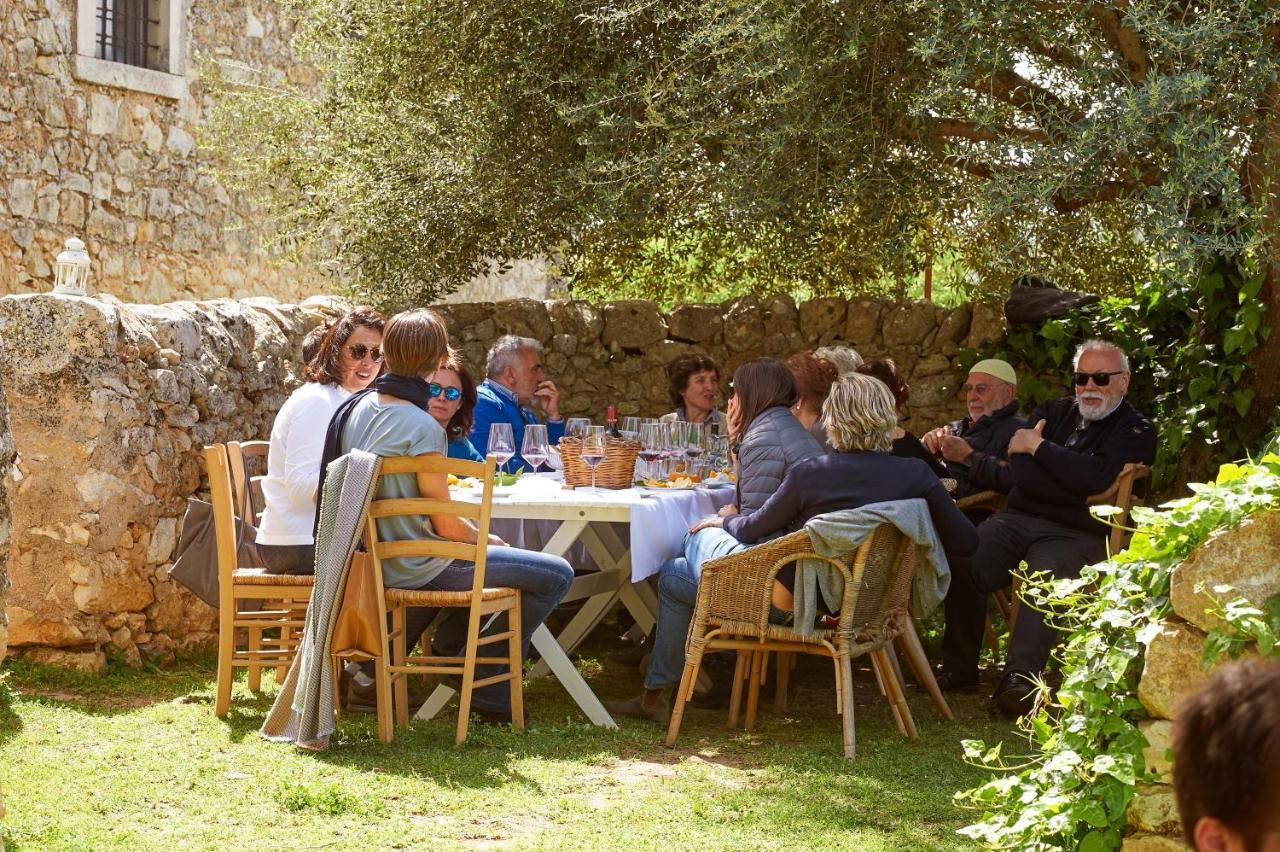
[0,637,1016,851]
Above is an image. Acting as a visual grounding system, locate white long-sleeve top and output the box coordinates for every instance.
[256,382,351,545]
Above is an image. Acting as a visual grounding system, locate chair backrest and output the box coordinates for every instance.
[1088,462,1151,553]
[227,440,269,524]
[840,524,914,635]
[203,444,240,615]
[362,454,497,603]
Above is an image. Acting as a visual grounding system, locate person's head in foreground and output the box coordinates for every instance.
[786,351,839,430]
[823,373,899,453]
[727,358,799,442]
[304,306,386,392]
[964,358,1018,421]
[666,352,721,421]
[1172,658,1280,852]
[1073,339,1131,422]
[382,308,452,380]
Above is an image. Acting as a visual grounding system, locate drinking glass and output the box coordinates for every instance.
[664,421,688,475]
[638,421,665,479]
[620,416,641,441]
[565,417,591,441]
[487,422,515,474]
[580,425,607,492]
[521,423,549,475]
[683,422,705,464]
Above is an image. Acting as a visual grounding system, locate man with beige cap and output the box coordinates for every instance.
[922,358,1024,500]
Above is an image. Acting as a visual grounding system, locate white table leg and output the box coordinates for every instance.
[531,624,617,728]
[414,683,456,721]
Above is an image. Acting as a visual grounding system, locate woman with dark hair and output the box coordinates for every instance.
[856,358,948,479]
[426,359,484,462]
[659,352,724,426]
[608,358,822,721]
[257,306,386,574]
[787,350,840,450]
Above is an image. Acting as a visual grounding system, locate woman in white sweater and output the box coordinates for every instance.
[256,306,386,573]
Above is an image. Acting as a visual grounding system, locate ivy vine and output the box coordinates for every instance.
[955,441,1280,850]
[987,259,1270,486]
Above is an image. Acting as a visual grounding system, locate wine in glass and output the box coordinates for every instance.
[581,425,607,492]
[638,421,665,479]
[521,423,549,475]
[487,422,515,475]
[684,421,705,465]
[620,416,641,441]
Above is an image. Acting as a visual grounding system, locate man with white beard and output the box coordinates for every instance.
[955,340,1156,718]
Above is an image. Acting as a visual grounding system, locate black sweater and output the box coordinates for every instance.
[1007,396,1156,533]
[943,400,1026,497]
[723,452,979,561]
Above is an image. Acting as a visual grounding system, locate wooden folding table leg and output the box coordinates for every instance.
[773,651,791,714]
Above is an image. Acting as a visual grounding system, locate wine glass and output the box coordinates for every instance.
[565,417,591,441]
[487,422,515,475]
[521,423,549,475]
[683,422,705,465]
[665,421,688,475]
[638,421,665,480]
[620,416,641,441]
[580,425,607,492]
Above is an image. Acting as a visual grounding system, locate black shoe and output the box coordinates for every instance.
[345,678,433,715]
[608,634,652,666]
[990,670,1039,719]
[604,692,671,724]
[935,670,980,694]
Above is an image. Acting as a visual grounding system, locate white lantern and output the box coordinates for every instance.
[53,237,91,296]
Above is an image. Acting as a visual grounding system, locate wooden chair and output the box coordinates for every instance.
[226,440,269,525]
[665,523,918,759]
[206,444,315,717]
[347,454,524,745]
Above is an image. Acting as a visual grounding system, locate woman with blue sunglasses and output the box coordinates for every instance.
[429,360,485,462]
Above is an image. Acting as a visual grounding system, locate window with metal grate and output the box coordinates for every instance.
[95,0,166,72]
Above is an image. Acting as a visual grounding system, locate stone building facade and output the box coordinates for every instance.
[0,0,327,303]
[0,292,1001,668]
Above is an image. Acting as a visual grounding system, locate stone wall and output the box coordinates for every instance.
[1123,510,1280,849]
[0,0,328,303]
[0,293,1000,667]
[0,292,342,669]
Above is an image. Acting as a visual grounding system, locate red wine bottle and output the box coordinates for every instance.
[606,405,622,438]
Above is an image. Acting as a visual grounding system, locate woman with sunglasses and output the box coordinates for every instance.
[427,359,484,462]
[256,306,386,574]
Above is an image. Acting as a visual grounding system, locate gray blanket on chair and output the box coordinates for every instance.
[793,500,952,635]
[261,449,381,750]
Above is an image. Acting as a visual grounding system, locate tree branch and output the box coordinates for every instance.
[919,116,1051,145]
[1050,166,1163,213]
[1087,1,1150,84]
[966,68,1087,127]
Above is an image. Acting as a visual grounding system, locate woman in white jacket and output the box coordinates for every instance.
[256,306,385,574]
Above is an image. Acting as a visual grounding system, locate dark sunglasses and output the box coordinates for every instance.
[346,343,383,363]
[427,382,462,401]
[1073,370,1124,387]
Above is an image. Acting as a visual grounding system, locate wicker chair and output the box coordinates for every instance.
[205,444,314,717]
[664,523,918,759]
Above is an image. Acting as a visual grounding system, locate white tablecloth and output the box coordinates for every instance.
[455,474,736,580]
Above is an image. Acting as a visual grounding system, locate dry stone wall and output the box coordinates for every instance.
[1123,510,1280,850]
[0,293,1001,667]
[0,0,327,303]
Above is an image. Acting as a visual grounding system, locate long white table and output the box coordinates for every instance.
[415,473,735,727]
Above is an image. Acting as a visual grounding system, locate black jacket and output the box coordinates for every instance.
[1007,396,1156,534]
[943,400,1026,498]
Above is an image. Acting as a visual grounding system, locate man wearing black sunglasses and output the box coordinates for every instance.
[951,339,1156,718]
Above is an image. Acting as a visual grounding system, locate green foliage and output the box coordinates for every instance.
[203,1,1280,310]
[275,780,387,817]
[1202,591,1280,666]
[956,448,1280,849]
[994,259,1270,485]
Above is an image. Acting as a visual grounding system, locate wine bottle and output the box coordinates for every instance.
[606,405,622,438]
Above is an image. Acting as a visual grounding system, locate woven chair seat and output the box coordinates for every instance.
[385,586,518,606]
[232,568,316,587]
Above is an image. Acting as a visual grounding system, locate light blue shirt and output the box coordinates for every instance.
[339,395,452,588]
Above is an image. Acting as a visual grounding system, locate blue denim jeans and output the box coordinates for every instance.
[644,527,749,689]
[393,545,573,714]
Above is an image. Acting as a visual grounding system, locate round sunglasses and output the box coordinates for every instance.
[345,343,383,363]
[428,382,462,402]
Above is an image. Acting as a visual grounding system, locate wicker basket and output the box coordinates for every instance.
[558,435,641,489]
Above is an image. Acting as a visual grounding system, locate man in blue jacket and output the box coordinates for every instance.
[469,335,565,470]
[951,340,1156,718]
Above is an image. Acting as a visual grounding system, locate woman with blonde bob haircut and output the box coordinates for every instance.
[321,307,573,724]
[823,369,898,453]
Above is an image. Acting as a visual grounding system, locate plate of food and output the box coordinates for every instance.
[635,475,698,491]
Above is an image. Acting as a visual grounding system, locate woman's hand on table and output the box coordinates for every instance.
[689,516,725,534]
